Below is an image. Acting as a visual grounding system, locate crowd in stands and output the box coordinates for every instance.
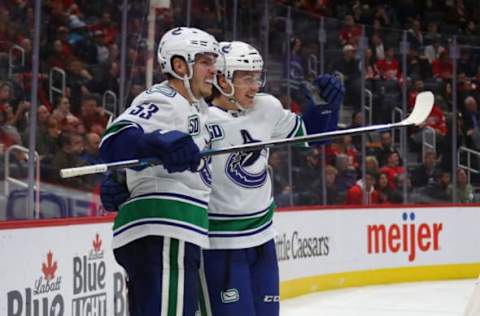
[270,0,480,206]
[0,0,480,207]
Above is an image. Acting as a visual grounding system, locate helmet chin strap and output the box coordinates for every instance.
[183,75,201,104]
[170,63,201,104]
[214,78,247,111]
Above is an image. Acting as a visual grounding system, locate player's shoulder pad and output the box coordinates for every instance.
[254,93,284,111]
[146,82,177,98]
[133,82,187,108]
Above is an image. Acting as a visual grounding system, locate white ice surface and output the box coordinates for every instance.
[281,279,476,316]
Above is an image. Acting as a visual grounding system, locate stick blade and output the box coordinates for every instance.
[402,91,434,126]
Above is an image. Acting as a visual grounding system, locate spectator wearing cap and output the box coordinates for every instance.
[330,44,360,108]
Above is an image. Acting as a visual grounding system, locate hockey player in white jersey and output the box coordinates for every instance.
[99,27,220,316]
[99,39,344,315]
[198,41,344,316]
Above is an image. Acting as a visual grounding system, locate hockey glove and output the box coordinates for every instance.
[137,130,201,173]
[302,74,344,143]
[100,171,130,212]
[314,73,345,110]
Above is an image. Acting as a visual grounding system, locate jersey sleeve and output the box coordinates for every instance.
[99,90,179,162]
[265,94,308,147]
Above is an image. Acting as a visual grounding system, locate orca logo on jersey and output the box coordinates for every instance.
[221,288,239,303]
[199,157,212,187]
[225,130,267,188]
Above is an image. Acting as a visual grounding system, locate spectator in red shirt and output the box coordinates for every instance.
[346,171,380,205]
[376,47,400,81]
[432,51,453,80]
[379,152,405,190]
[407,79,425,110]
[88,12,117,45]
[326,135,359,169]
[410,103,448,153]
[339,14,362,47]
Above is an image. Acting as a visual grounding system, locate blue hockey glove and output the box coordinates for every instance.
[100,171,130,212]
[137,130,201,173]
[302,74,344,144]
[314,73,345,109]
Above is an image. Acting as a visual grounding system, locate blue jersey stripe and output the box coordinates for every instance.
[208,220,272,238]
[208,205,270,218]
[114,219,209,237]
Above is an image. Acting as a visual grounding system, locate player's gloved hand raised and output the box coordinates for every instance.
[302,74,344,145]
[313,73,345,110]
[137,130,201,173]
[100,171,129,212]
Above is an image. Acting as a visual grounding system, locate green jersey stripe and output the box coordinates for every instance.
[168,239,179,316]
[100,120,139,147]
[113,198,208,231]
[295,118,309,148]
[209,203,274,232]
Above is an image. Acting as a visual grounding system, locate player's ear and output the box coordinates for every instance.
[218,74,229,90]
[171,56,188,77]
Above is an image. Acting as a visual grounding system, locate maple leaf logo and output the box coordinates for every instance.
[41,251,57,281]
[92,233,102,252]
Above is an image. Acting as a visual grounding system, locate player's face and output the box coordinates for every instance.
[191,53,217,99]
[232,71,262,108]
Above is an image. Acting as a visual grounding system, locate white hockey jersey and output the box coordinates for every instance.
[101,82,212,249]
[206,93,307,249]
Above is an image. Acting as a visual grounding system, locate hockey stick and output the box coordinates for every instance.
[60,91,434,178]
